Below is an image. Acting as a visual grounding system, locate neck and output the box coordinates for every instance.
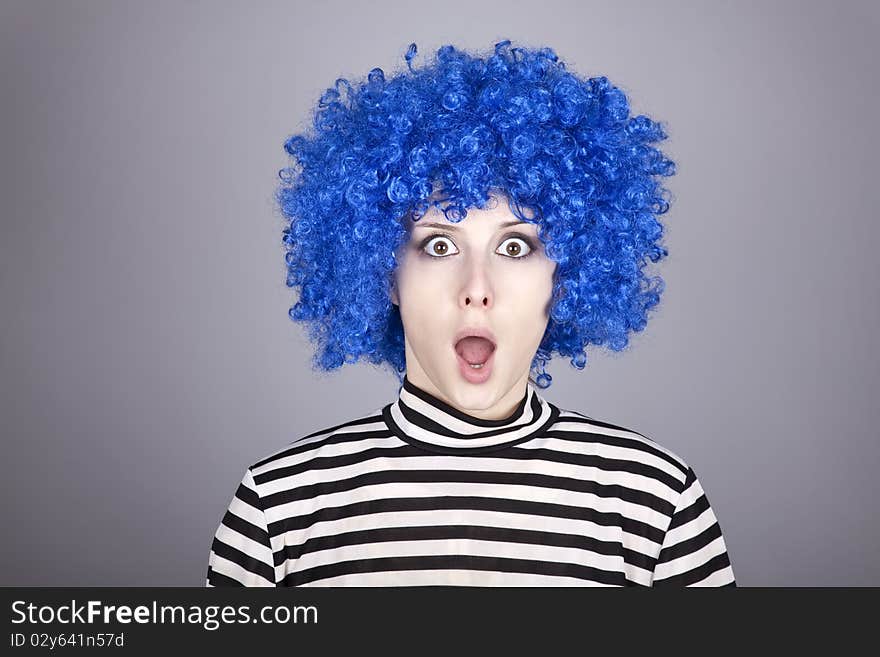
[382,374,559,453]
[402,370,532,421]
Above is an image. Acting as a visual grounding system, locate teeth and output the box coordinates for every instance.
[469,363,484,369]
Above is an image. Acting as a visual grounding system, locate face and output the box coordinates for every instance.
[390,194,557,420]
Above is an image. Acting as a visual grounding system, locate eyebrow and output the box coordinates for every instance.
[411,220,530,231]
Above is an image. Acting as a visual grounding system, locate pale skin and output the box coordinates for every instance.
[390,193,558,420]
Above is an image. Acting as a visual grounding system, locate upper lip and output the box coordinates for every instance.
[453,326,497,350]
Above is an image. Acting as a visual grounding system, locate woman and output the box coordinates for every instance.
[206,40,735,586]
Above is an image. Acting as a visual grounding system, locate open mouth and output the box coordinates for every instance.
[454,335,497,369]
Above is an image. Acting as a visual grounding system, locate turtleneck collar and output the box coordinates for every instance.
[382,375,559,454]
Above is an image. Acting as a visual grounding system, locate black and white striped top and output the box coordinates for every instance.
[206,375,736,587]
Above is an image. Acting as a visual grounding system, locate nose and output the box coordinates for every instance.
[459,258,493,309]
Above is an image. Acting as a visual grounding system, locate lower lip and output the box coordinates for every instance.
[455,347,495,384]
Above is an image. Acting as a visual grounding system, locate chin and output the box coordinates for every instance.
[448,374,501,403]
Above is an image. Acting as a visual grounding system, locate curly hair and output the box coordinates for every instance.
[274,39,675,390]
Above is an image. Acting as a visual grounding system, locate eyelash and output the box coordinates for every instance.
[418,232,538,260]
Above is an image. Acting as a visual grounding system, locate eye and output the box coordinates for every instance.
[418,232,537,259]
[497,236,534,259]
[421,235,459,258]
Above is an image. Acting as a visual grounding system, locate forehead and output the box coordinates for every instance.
[407,196,538,233]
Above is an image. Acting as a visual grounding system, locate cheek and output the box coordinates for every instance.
[397,258,448,298]
[512,257,555,292]
[516,282,552,318]
[512,261,555,320]
[396,265,441,321]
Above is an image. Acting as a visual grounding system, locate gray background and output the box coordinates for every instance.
[1,0,877,586]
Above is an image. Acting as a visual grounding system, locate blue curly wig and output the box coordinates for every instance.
[274,39,676,390]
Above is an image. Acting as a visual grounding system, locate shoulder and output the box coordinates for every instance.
[547,404,692,496]
[245,406,391,481]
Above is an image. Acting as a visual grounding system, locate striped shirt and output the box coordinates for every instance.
[206,375,736,586]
